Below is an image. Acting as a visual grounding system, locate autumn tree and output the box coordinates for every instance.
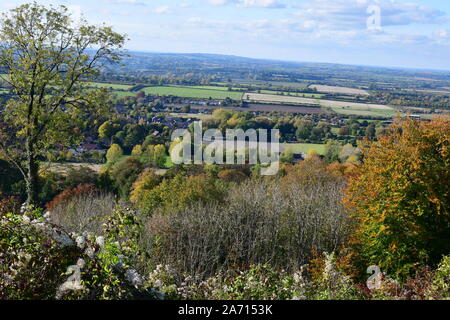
[344,117,450,277]
[106,144,123,163]
[0,3,126,205]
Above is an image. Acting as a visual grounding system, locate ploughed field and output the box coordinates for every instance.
[244,92,396,117]
[309,84,369,96]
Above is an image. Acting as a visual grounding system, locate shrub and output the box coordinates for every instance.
[0,196,21,217]
[142,161,351,278]
[49,191,116,235]
[0,207,153,300]
[139,174,226,216]
[217,169,248,183]
[130,169,162,205]
[46,184,97,211]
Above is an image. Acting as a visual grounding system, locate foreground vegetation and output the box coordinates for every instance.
[0,3,449,301]
[1,117,449,300]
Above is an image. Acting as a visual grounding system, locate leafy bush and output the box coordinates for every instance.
[0,206,153,300]
[130,169,162,205]
[139,174,226,215]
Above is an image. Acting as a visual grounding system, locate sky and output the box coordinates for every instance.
[1,0,450,70]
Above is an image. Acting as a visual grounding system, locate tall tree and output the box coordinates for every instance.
[0,3,126,205]
[344,118,450,277]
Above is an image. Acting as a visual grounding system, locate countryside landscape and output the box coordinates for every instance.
[0,0,449,308]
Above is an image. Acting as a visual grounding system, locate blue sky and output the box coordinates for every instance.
[1,0,450,70]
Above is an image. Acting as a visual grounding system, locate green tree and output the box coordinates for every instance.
[106,144,123,163]
[0,3,126,205]
[98,121,120,139]
[324,140,342,164]
[152,144,167,168]
[109,157,143,200]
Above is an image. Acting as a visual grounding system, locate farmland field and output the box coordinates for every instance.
[243,93,321,106]
[191,104,325,114]
[111,90,135,98]
[259,90,323,98]
[282,143,326,155]
[309,85,369,96]
[244,92,396,117]
[176,85,246,91]
[85,82,133,90]
[143,86,244,100]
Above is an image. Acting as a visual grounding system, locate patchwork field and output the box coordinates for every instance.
[244,92,396,117]
[143,86,244,100]
[309,85,369,96]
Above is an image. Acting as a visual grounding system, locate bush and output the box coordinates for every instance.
[0,206,154,300]
[142,160,351,278]
[139,174,226,216]
[130,169,162,205]
[49,190,116,235]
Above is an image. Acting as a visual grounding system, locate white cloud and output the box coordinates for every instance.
[292,0,447,30]
[238,0,286,8]
[153,6,171,14]
[207,0,285,9]
[106,0,145,5]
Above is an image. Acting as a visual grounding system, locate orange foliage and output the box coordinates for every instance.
[343,117,450,277]
[46,184,97,211]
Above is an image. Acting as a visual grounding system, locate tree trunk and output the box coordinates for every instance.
[25,139,39,207]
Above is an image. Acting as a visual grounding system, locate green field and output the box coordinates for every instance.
[283,143,326,155]
[142,86,244,100]
[176,85,246,92]
[85,82,133,90]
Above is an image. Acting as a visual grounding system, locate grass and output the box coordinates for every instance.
[175,85,246,92]
[142,86,244,100]
[282,143,326,155]
[85,82,133,90]
[111,90,135,98]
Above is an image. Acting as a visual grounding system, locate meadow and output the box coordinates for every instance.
[282,143,327,155]
[142,86,244,100]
